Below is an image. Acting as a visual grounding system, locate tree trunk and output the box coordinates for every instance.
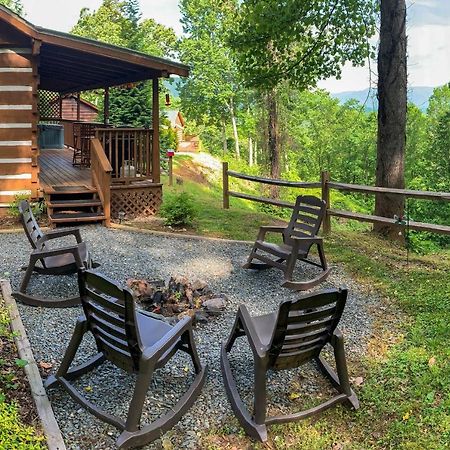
[229,99,240,159]
[221,119,228,156]
[374,0,407,239]
[249,137,253,166]
[254,140,258,165]
[267,88,280,197]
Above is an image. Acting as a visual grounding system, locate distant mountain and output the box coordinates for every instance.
[332,86,436,111]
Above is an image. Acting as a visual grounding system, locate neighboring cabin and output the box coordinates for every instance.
[51,95,99,122]
[165,110,199,152]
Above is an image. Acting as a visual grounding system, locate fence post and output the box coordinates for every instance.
[321,170,331,234]
[168,155,173,186]
[223,162,229,209]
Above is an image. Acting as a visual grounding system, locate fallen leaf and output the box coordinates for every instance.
[332,443,344,450]
[39,361,53,370]
[84,385,93,392]
[161,437,173,450]
[402,412,410,421]
[428,357,436,367]
[289,392,300,400]
[353,376,364,386]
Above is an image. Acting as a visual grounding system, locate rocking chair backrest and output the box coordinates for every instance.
[78,270,141,373]
[19,200,45,250]
[282,195,326,248]
[268,289,347,370]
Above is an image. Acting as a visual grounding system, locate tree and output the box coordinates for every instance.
[71,0,177,127]
[374,0,407,237]
[178,0,243,158]
[230,0,377,192]
[0,0,24,15]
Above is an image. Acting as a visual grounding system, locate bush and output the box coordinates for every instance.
[8,195,46,219]
[160,192,197,227]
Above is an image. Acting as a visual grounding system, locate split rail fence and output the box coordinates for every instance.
[222,162,450,236]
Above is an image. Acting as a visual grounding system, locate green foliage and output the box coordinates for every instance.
[0,301,46,449]
[8,195,45,219]
[0,0,24,15]
[229,0,377,90]
[160,192,197,227]
[71,0,177,130]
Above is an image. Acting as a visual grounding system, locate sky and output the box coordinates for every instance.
[20,0,450,93]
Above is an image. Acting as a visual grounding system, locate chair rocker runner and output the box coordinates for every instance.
[13,200,98,307]
[243,195,330,290]
[221,288,359,442]
[45,270,207,449]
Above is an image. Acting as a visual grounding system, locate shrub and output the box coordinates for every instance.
[8,195,46,219]
[160,192,197,227]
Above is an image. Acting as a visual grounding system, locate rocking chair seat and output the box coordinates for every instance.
[43,241,88,269]
[255,241,308,259]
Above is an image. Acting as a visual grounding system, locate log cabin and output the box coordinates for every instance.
[0,5,189,225]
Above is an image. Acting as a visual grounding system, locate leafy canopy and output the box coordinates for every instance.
[0,0,24,15]
[230,0,377,90]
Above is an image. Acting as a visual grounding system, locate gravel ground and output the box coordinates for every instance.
[0,226,382,449]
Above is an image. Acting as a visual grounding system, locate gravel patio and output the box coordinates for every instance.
[1,226,381,449]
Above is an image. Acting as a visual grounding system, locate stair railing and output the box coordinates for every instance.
[90,138,112,226]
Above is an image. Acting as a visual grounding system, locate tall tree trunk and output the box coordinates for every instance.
[254,140,258,165]
[221,119,228,156]
[374,0,407,239]
[228,99,240,159]
[249,137,253,166]
[267,88,280,197]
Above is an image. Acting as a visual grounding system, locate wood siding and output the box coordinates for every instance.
[0,35,38,209]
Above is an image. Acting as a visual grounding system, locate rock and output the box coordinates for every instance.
[191,279,207,292]
[194,310,208,324]
[203,297,226,310]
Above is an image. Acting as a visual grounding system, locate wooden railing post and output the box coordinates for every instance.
[223,162,229,209]
[321,170,331,234]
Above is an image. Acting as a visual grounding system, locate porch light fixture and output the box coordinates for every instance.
[165,93,171,106]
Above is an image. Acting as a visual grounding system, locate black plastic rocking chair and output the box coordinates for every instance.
[243,195,330,290]
[13,200,98,307]
[45,269,207,449]
[221,288,359,442]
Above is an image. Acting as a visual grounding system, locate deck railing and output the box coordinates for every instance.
[91,138,112,226]
[95,128,155,183]
[222,162,450,236]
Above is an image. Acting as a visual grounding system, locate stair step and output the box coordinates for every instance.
[50,212,106,223]
[49,199,102,208]
[46,185,97,195]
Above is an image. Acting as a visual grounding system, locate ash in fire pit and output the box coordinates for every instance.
[126,275,227,324]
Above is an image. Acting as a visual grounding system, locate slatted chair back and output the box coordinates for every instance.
[78,270,141,373]
[19,200,45,250]
[282,195,326,248]
[268,289,347,370]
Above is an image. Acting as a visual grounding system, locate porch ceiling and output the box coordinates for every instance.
[0,5,190,94]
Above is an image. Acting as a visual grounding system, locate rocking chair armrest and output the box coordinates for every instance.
[39,228,83,244]
[142,316,192,363]
[330,327,344,346]
[290,235,323,246]
[257,226,285,239]
[31,245,84,268]
[237,305,267,358]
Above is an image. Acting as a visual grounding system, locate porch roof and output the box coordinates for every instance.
[0,5,189,94]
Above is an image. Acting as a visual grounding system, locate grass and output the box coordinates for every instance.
[154,159,450,449]
[0,296,46,449]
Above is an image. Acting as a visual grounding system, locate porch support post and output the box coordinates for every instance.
[152,78,160,184]
[104,87,110,125]
[58,93,63,120]
[76,92,81,121]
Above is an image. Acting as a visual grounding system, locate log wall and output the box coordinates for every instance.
[0,26,38,210]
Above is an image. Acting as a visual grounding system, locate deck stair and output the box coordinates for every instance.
[45,185,106,226]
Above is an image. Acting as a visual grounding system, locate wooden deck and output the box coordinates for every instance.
[38,148,93,194]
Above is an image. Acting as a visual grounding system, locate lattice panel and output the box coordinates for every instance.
[38,90,60,119]
[111,185,162,218]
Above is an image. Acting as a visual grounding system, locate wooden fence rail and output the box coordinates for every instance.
[222,162,450,236]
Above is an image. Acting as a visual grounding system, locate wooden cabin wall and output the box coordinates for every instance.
[0,23,38,212]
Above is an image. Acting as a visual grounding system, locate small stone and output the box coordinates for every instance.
[203,297,226,311]
[194,310,208,324]
[191,279,207,292]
